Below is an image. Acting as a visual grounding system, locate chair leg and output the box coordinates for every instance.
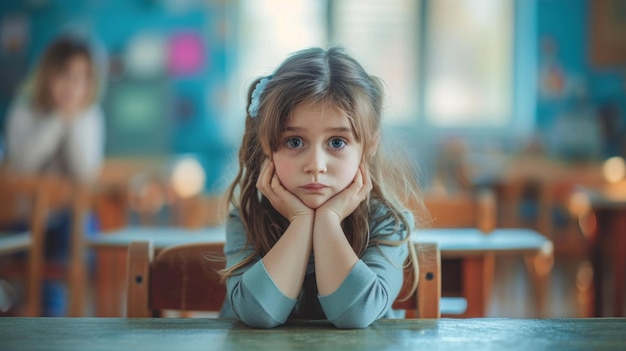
[26,248,43,317]
[27,186,47,317]
[68,188,88,317]
[524,253,553,318]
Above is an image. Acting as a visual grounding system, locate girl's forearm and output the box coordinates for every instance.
[312,210,359,296]
[64,108,104,182]
[6,108,66,173]
[261,215,314,299]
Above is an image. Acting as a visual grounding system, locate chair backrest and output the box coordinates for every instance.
[413,189,497,233]
[126,241,441,319]
[391,242,441,318]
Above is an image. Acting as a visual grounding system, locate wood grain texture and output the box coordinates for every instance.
[1,317,625,351]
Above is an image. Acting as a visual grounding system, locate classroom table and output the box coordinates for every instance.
[86,226,552,318]
[1,317,624,351]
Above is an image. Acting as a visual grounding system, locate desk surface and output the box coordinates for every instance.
[1,318,624,351]
[88,226,226,248]
[417,228,553,257]
[89,226,552,258]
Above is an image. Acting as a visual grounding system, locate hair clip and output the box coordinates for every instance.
[248,76,272,118]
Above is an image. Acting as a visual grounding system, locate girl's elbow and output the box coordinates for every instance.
[331,314,377,329]
[232,302,289,329]
[239,314,286,329]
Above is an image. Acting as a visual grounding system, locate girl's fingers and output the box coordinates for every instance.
[362,164,372,190]
[270,172,282,193]
[357,165,372,199]
[354,168,364,190]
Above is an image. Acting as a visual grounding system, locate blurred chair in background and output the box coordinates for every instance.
[0,175,46,316]
[0,172,89,317]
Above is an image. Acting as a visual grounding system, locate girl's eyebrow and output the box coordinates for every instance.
[284,126,352,133]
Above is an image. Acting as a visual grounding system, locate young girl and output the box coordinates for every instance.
[4,34,105,183]
[220,47,423,329]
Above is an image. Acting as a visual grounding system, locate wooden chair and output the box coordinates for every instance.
[91,180,227,317]
[0,172,89,317]
[126,241,441,319]
[0,176,46,316]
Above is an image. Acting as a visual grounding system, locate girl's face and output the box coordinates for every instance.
[51,55,92,115]
[272,102,363,209]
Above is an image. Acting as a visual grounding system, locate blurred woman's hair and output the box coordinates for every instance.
[32,36,98,113]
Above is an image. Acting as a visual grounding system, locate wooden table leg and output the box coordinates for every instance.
[591,209,606,317]
[96,250,119,317]
[524,253,553,318]
[613,210,626,317]
[461,256,489,318]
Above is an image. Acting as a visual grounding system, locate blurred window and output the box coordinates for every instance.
[238,0,521,131]
[423,0,513,127]
[330,0,420,123]
[238,0,326,86]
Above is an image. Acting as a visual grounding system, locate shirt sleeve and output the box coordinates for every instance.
[4,102,66,174]
[64,106,105,182]
[318,207,412,329]
[223,209,296,328]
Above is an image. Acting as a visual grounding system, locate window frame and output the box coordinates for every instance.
[400,0,536,142]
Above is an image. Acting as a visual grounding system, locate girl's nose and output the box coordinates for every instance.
[303,148,327,175]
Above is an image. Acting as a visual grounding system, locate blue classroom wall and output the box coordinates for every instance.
[2,0,626,191]
[0,0,239,193]
[535,0,626,158]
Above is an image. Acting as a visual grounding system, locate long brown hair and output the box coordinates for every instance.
[32,36,97,113]
[222,47,425,298]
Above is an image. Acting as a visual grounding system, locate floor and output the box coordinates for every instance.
[487,255,592,318]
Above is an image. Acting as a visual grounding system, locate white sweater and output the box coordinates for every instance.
[4,101,105,183]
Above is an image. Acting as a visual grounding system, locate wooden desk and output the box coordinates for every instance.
[585,186,626,317]
[1,317,624,351]
[87,227,551,318]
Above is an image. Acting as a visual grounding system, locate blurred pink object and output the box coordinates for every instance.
[168,32,205,76]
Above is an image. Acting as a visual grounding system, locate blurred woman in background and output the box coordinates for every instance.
[2,34,107,316]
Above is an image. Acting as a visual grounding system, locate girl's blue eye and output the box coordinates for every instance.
[286,137,303,149]
[328,138,346,149]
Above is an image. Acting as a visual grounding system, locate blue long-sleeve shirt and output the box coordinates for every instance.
[220,201,412,329]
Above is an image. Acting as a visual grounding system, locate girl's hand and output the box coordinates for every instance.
[256,160,314,222]
[317,164,372,222]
